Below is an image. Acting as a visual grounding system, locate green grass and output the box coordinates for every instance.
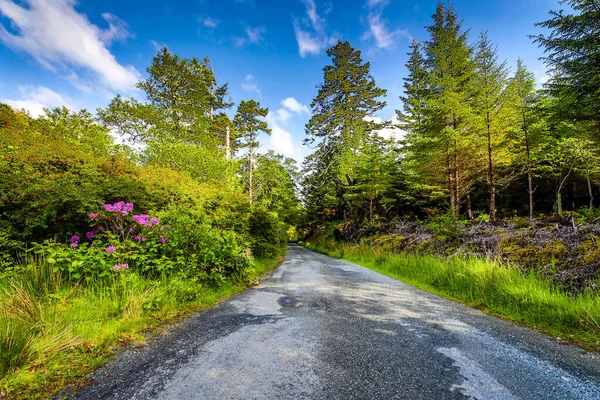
[0,254,284,399]
[305,240,600,352]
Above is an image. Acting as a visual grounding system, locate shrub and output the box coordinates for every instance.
[158,204,253,283]
[427,211,467,241]
[248,207,287,258]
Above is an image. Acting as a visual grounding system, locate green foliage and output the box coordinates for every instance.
[248,207,287,259]
[234,100,271,205]
[252,151,302,226]
[426,211,468,241]
[302,40,387,222]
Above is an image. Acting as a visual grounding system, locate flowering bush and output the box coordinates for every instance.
[28,201,175,281]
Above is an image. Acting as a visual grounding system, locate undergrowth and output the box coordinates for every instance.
[0,255,283,399]
[304,240,600,352]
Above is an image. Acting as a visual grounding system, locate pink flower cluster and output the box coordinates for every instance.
[113,263,129,271]
[104,202,134,215]
[105,246,116,253]
[70,235,79,247]
[132,214,159,227]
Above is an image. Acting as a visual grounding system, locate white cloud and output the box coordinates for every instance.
[150,40,167,51]
[1,85,72,117]
[100,13,133,45]
[293,0,337,57]
[302,0,324,32]
[267,124,295,157]
[241,74,261,95]
[281,97,309,114]
[364,114,406,141]
[267,97,310,125]
[0,0,140,92]
[362,0,411,49]
[234,25,265,47]
[199,15,219,29]
[262,97,311,159]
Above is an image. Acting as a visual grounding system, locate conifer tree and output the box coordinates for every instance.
[304,40,386,220]
[472,32,513,222]
[399,40,429,140]
[509,59,540,221]
[234,100,271,205]
[422,1,475,217]
[532,0,600,136]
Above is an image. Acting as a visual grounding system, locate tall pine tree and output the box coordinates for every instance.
[422,1,475,217]
[472,31,513,222]
[234,100,271,205]
[304,40,386,220]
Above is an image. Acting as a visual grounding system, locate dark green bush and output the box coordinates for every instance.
[248,207,287,258]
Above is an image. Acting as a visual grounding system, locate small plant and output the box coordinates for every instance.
[427,211,467,241]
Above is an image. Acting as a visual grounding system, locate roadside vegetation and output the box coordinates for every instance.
[298,1,600,352]
[0,47,298,398]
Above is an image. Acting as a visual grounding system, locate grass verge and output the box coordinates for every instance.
[0,255,284,399]
[304,240,600,352]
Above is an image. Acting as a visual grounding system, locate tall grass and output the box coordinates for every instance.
[307,240,600,350]
[0,254,283,399]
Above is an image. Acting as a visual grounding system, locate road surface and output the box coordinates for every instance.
[70,244,600,399]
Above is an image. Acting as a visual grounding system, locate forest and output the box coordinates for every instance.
[1,0,600,397]
[302,0,600,290]
[301,0,600,354]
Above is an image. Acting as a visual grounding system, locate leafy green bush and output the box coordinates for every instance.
[427,211,468,241]
[158,204,253,283]
[248,207,287,258]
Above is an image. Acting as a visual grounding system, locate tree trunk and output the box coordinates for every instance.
[225,126,231,160]
[557,192,563,217]
[466,191,473,220]
[453,168,460,219]
[487,113,496,223]
[587,175,594,212]
[447,152,456,216]
[248,130,253,205]
[527,166,534,223]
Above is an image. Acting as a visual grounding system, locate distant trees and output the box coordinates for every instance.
[234,100,271,205]
[303,40,387,221]
[302,0,600,228]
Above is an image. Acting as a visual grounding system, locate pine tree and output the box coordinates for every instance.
[136,47,213,137]
[422,1,475,218]
[234,100,271,205]
[399,40,429,140]
[344,134,395,222]
[532,0,600,137]
[304,40,386,220]
[509,59,540,221]
[472,31,513,222]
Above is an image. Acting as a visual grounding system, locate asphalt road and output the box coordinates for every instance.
[69,244,600,400]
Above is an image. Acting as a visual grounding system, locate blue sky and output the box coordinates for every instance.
[0,0,561,162]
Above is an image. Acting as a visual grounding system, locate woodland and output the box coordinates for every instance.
[1,0,600,397]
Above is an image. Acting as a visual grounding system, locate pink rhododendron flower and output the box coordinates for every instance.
[70,242,78,247]
[105,246,116,253]
[134,235,142,241]
[159,237,167,243]
[86,231,95,239]
[89,212,99,219]
[132,214,150,226]
[150,217,159,225]
[71,235,79,243]
[113,263,130,271]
